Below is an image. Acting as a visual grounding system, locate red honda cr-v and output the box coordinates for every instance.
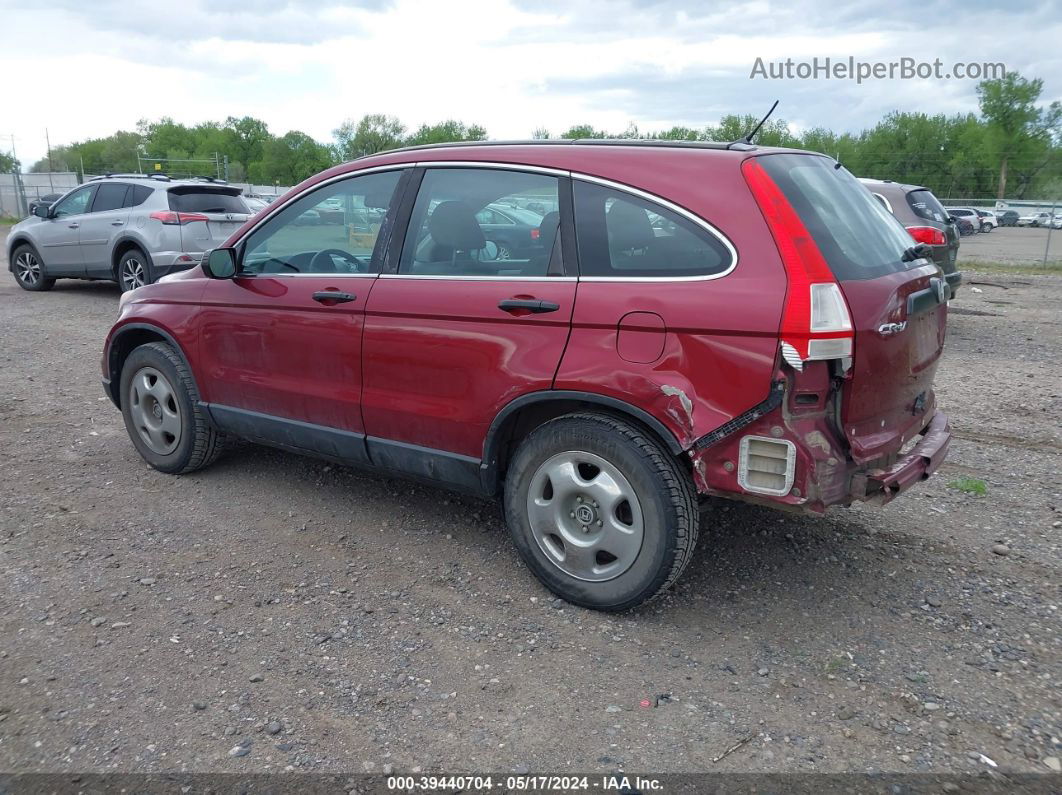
[103,140,952,611]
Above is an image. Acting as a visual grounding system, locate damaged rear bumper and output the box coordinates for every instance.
[689,393,952,515]
[862,411,951,504]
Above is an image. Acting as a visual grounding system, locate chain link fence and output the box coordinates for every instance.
[0,172,80,220]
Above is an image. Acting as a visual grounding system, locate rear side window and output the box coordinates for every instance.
[757,154,916,281]
[168,188,248,214]
[400,168,561,278]
[126,185,153,208]
[573,182,732,278]
[90,183,129,213]
[906,189,948,223]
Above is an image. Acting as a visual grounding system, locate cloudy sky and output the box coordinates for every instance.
[2,0,1060,165]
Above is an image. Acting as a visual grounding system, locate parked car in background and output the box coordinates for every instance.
[27,193,63,216]
[859,178,961,297]
[1018,212,1054,227]
[950,215,977,236]
[7,174,251,292]
[474,202,547,260]
[945,207,986,232]
[974,209,997,231]
[997,210,1020,227]
[104,140,953,611]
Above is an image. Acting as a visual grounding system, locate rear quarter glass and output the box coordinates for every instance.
[756,154,917,282]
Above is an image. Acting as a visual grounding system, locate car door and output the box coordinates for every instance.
[196,168,407,464]
[35,184,96,275]
[361,165,574,488]
[79,182,133,277]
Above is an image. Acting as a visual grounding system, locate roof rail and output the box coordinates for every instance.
[87,172,172,182]
[187,175,228,184]
[361,137,752,159]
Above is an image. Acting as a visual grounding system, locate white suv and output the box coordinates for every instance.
[7,175,250,292]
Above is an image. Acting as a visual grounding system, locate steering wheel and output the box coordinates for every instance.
[309,248,370,274]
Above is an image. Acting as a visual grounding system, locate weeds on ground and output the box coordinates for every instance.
[948,477,987,496]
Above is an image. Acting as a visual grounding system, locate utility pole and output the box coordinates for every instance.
[45,128,54,191]
[223,154,229,181]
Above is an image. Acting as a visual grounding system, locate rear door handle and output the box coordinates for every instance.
[68,222,79,229]
[498,298,560,314]
[312,291,356,304]
[111,220,124,226]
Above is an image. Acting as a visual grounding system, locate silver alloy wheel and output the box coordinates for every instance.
[128,366,182,455]
[526,450,645,582]
[14,251,42,286]
[496,245,512,260]
[121,256,147,291]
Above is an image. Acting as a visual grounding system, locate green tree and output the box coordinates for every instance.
[978,71,1062,198]
[0,150,18,172]
[404,120,487,147]
[559,124,609,139]
[250,131,332,185]
[333,114,406,160]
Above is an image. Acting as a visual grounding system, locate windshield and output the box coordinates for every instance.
[757,154,918,281]
[168,188,248,214]
[906,190,949,224]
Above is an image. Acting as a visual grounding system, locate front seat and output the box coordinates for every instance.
[605,200,654,263]
[426,201,486,270]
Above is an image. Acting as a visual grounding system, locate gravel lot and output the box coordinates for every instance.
[959,226,1062,266]
[1,228,1059,777]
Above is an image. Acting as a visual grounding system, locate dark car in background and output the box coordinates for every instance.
[473,203,549,260]
[859,178,961,298]
[950,215,977,237]
[997,210,1020,227]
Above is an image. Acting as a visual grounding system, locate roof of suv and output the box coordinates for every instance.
[86,174,232,188]
[858,177,932,195]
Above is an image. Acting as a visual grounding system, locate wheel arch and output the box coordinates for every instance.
[111,237,153,281]
[481,390,686,495]
[105,323,198,409]
[6,236,38,272]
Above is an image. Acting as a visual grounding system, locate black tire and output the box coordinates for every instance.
[119,342,224,474]
[11,243,55,292]
[503,413,699,611]
[117,247,152,292]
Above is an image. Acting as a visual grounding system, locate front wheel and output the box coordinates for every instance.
[12,244,55,291]
[503,413,699,611]
[119,342,224,474]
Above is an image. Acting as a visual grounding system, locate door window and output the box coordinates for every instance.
[573,181,732,278]
[90,183,130,213]
[241,170,403,275]
[400,168,561,277]
[51,186,95,219]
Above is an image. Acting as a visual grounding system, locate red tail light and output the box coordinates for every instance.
[741,158,853,370]
[530,228,540,240]
[149,211,210,225]
[905,225,946,246]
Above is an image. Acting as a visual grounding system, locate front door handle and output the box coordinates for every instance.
[111,220,124,226]
[312,291,356,304]
[68,222,79,229]
[498,298,560,314]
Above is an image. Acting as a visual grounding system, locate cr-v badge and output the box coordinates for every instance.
[877,321,907,337]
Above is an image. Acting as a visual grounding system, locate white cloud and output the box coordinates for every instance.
[0,0,1059,166]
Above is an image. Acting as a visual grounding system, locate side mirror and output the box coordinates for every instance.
[32,203,51,218]
[203,248,237,279]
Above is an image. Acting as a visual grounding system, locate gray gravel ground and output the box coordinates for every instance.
[0,232,1059,776]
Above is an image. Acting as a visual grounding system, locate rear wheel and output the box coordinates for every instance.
[503,413,699,611]
[118,248,150,292]
[120,342,224,474]
[12,244,55,291]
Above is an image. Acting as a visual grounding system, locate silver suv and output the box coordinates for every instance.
[7,175,250,292]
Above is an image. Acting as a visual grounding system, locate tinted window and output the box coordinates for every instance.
[52,186,95,218]
[168,189,248,214]
[906,190,948,223]
[400,168,560,277]
[242,170,402,275]
[126,185,154,208]
[573,181,731,278]
[758,154,916,281]
[91,183,129,213]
